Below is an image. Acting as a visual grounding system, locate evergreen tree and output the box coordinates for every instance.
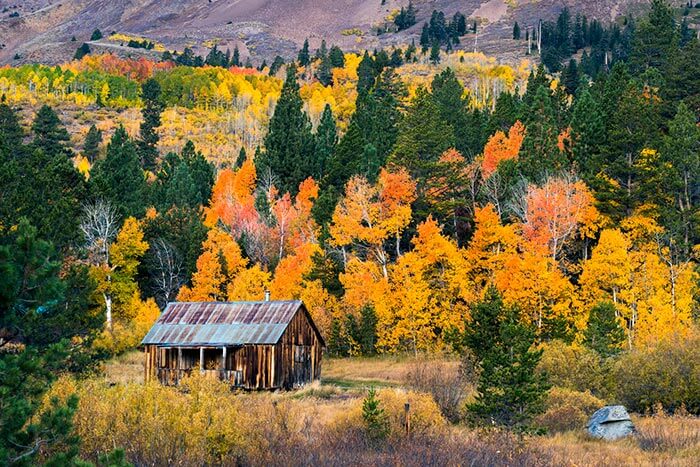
[90,28,103,41]
[662,102,700,248]
[90,126,147,218]
[519,85,565,180]
[329,45,345,68]
[0,102,24,149]
[257,65,315,194]
[315,40,328,60]
[420,23,430,53]
[138,78,164,171]
[583,302,626,358]
[164,161,201,208]
[83,124,102,163]
[362,388,390,442]
[431,68,469,153]
[357,305,378,355]
[180,140,215,205]
[513,22,521,40]
[327,317,351,356]
[326,70,403,191]
[269,55,284,76]
[232,46,241,67]
[356,52,376,94]
[570,88,605,182]
[73,43,91,60]
[314,104,337,180]
[460,288,550,429]
[235,146,247,169]
[629,0,679,74]
[316,55,333,86]
[390,86,455,184]
[561,58,579,95]
[429,40,441,64]
[488,91,520,135]
[603,80,662,219]
[31,105,71,158]
[298,39,311,66]
[142,206,207,288]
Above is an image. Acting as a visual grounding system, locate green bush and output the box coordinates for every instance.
[537,340,606,396]
[610,333,700,414]
[535,387,606,433]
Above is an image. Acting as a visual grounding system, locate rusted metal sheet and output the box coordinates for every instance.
[142,301,302,346]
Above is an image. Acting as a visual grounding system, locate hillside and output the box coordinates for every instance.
[1,0,650,65]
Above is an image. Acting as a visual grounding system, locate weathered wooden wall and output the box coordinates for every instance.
[144,308,323,389]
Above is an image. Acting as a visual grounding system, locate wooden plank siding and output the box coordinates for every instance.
[143,307,323,390]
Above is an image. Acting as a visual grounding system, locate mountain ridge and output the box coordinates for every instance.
[1,0,649,65]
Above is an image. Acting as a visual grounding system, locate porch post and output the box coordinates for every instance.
[222,346,227,381]
[177,347,182,384]
[200,347,205,374]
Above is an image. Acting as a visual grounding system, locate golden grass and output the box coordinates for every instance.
[322,354,460,387]
[536,415,700,466]
[93,353,700,466]
[102,350,144,385]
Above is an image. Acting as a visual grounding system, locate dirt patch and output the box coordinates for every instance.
[471,0,509,23]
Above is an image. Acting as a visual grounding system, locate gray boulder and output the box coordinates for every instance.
[587,405,635,440]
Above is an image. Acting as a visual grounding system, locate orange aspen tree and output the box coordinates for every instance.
[481,120,525,179]
[519,175,600,262]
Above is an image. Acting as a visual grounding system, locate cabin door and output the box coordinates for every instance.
[293,345,311,386]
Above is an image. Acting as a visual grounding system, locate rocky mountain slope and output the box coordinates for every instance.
[0,0,650,65]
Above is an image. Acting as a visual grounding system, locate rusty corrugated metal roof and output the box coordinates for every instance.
[141,301,304,346]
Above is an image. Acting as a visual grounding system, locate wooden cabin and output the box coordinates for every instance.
[141,300,325,389]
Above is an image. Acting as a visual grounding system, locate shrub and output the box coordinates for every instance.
[534,387,606,433]
[538,340,606,395]
[636,410,700,452]
[334,388,446,440]
[405,358,471,422]
[610,332,700,414]
[362,388,390,442]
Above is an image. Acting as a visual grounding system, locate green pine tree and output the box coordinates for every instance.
[429,40,441,64]
[329,45,345,68]
[362,388,390,442]
[0,102,24,149]
[257,65,315,194]
[235,146,247,169]
[583,302,626,358]
[431,67,471,154]
[31,105,71,158]
[73,43,91,60]
[298,39,311,66]
[314,104,337,180]
[356,51,376,94]
[629,0,679,74]
[90,126,147,218]
[83,124,102,163]
[390,86,455,186]
[462,288,550,429]
[138,78,164,171]
[661,102,700,248]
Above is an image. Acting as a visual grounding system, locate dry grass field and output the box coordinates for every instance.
[91,352,700,466]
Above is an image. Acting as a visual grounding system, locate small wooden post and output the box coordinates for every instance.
[222,346,227,381]
[404,402,411,436]
[177,347,182,385]
[200,347,205,374]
